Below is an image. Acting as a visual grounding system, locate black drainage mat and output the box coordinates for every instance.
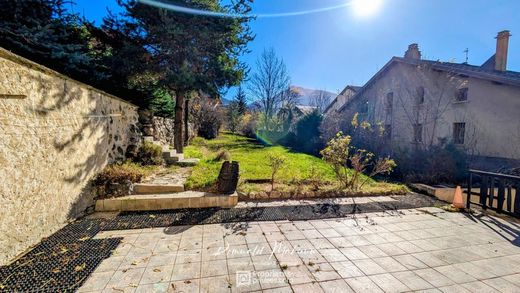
[101,193,443,230]
[0,221,121,293]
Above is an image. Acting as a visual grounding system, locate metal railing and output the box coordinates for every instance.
[466,169,520,217]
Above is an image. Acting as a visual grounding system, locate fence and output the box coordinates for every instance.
[466,169,520,217]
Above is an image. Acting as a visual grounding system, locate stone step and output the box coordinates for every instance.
[162,145,176,153]
[143,136,155,142]
[134,183,184,194]
[162,151,184,163]
[95,191,238,212]
[175,158,200,167]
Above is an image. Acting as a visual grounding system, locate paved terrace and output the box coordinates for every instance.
[1,194,520,292]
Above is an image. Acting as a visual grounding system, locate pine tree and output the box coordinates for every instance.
[235,86,248,116]
[118,0,254,152]
[0,0,94,79]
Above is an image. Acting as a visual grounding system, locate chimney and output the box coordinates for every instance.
[404,43,421,60]
[495,30,511,71]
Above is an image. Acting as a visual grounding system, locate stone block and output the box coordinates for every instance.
[95,200,105,212]
[103,199,122,212]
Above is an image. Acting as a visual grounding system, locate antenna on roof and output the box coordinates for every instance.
[463,48,469,64]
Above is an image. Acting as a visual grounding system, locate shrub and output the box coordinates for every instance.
[266,152,286,192]
[135,141,164,165]
[321,132,396,190]
[214,150,231,161]
[95,162,148,186]
[238,112,257,138]
[94,162,156,199]
[284,111,323,155]
[190,96,223,139]
[393,143,467,184]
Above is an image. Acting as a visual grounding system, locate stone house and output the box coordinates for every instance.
[278,105,317,121]
[334,31,520,167]
[324,85,361,115]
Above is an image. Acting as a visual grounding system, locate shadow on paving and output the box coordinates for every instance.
[461,211,520,247]
[0,220,122,292]
[101,193,443,230]
[0,193,442,292]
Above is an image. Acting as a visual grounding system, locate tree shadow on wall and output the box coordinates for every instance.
[24,70,135,221]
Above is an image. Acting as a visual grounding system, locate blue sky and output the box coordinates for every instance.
[74,0,520,97]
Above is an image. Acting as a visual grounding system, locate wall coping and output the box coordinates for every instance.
[0,47,139,109]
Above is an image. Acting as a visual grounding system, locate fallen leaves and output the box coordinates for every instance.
[74,263,86,272]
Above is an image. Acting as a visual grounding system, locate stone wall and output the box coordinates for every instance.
[138,110,195,147]
[152,116,175,146]
[0,48,140,265]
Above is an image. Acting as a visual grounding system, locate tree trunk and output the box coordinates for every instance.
[184,98,189,146]
[174,90,185,153]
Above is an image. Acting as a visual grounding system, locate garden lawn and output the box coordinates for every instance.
[184,133,407,196]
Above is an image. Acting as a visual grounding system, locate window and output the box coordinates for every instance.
[384,124,392,140]
[416,86,425,105]
[386,92,393,110]
[360,100,369,114]
[413,124,423,143]
[453,123,466,144]
[456,87,468,102]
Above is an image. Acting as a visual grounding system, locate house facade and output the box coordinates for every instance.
[334,31,520,165]
[324,85,361,115]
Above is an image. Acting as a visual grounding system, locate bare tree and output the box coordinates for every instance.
[311,89,332,113]
[387,64,466,148]
[249,48,291,131]
[280,86,301,108]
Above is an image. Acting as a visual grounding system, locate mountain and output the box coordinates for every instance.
[290,86,337,106]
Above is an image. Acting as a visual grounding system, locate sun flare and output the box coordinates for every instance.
[352,0,383,17]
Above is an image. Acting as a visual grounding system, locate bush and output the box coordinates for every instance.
[95,162,148,186]
[238,112,257,138]
[284,111,323,155]
[321,132,396,190]
[135,141,164,165]
[214,150,231,161]
[393,143,467,184]
[190,96,223,139]
[267,152,286,192]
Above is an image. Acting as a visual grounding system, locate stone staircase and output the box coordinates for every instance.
[94,139,237,212]
[144,136,200,166]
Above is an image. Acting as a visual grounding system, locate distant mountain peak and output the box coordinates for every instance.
[289,86,336,106]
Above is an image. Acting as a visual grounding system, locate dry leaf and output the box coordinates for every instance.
[74,263,86,272]
[129,283,138,287]
[153,268,161,272]
[79,237,90,241]
[131,261,138,266]
[52,268,61,273]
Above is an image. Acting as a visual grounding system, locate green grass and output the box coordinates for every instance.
[184,133,407,195]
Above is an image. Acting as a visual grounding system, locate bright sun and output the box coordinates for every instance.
[352,0,383,17]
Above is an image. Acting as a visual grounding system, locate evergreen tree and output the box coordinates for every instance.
[118,0,254,152]
[0,0,94,79]
[234,86,248,115]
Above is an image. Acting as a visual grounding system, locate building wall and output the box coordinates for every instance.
[339,61,520,160]
[324,88,357,115]
[0,48,140,265]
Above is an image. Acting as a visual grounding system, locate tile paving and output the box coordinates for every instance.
[72,207,520,292]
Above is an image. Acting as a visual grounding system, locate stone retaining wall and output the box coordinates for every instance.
[152,116,175,146]
[0,48,140,265]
